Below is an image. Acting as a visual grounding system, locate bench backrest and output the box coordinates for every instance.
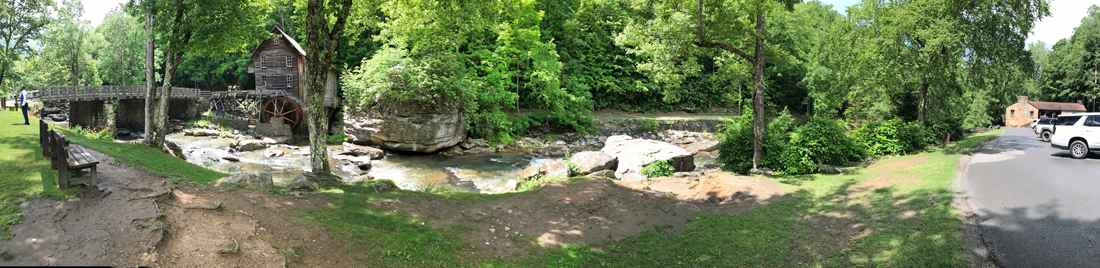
[40,120,49,157]
[50,129,69,169]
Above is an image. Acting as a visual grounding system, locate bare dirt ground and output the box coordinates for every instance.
[388,171,787,260]
[0,147,790,266]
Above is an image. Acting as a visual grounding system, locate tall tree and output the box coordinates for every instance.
[301,0,364,175]
[129,0,266,148]
[616,0,797,170]
[40,0,99,86]
[94,8,145,86]
[0,0,53,90]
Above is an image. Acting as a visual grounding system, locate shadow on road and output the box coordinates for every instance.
[1048,151,1100,160]
[973,200,1100,268]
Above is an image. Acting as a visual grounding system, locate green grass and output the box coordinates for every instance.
[303,128,1005,267]
[50,124,227,183]
[0,111,78,240]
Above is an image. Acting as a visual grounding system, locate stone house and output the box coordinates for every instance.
[1004,96,1086,127]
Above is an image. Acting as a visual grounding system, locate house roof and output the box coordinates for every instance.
[1029,101,1086,112]
[251,26,306,57]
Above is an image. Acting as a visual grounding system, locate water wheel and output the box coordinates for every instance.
[261,97,303,129]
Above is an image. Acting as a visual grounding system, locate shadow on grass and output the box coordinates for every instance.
[539,180,968,267]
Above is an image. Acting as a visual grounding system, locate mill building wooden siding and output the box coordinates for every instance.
[253,35,306,100]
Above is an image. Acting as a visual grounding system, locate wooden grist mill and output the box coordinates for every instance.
[207,26,338,136]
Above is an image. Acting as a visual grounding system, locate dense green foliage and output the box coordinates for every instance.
[640,159,675,178]
[719,109,964,175]
[1035,6,1100,111]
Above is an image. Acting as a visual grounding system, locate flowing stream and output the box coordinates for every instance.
[166,133,554,193]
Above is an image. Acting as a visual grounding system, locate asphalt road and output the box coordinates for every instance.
[964,128,1100,268]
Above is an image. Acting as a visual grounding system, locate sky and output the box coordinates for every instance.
[817,0,1093,49]
[81,0,129,27]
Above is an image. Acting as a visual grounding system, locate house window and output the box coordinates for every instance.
[1030,111,1035,118]
[274,38,279,45]
[1011,110,1015,117]
[261,56,266,68]
[286,75,293,88]
[286,55,292,67]
[262,76,268,87]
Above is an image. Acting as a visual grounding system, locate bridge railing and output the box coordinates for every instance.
[27,86,205,102]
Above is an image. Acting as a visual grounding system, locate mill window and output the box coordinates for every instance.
[286,75,292,88]
[274,38,279,45]
[261,56,266,68]
[286,55,292,67]
[262,76,268,87]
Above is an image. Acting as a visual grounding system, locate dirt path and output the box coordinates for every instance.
[0,149,349,267]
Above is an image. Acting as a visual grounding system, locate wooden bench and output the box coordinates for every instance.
[39,120,100,189]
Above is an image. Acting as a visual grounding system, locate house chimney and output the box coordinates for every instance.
[1078,100,1083,105]
[1018,96,1028,104]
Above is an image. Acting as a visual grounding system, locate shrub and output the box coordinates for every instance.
[640,159,675,178]
[326,133,348,144]
[716,105,757,174]
[638,118,660,133]
[71,125,115,141]
[785,117,863,172]
[852,118,930,157]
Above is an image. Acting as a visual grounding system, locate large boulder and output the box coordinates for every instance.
[341,142,385,160]
[163,141,186,160]
[184,129,220,137]
[294,171,343,184]
[518,165,541,180]
[343,93,466,153]
[601,135,695,181]
[540,160,568,179]
[216,172,274,191]
[569,151,617,175]
[237,140,268,151]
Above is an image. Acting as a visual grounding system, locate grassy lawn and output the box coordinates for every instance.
[0,111,76,239]
[304,129,1004,267]
[54,125,226,183]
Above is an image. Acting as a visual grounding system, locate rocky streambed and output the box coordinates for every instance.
[166,126,721,194]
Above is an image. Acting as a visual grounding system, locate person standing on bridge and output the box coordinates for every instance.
[19,86,29,125]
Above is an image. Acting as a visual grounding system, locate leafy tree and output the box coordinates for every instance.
[617,0,798,170]
[94,8,146,86]
[0,0,53,91]
[39,0,100,86]
[129,0,268,148]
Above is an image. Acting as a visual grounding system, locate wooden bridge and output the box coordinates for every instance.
[26,86,205,102]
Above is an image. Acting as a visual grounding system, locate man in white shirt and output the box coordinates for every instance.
[19,86,29,125]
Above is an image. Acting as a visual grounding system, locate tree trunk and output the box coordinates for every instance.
[152,51,182,148]
[917,77,930,126]
[304,0,332,175]
[144,13,156,146]
[751,3,767,171]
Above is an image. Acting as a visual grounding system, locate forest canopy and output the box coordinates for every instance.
[1,0,1082,141]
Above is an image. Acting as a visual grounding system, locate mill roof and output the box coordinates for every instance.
[251,26,306,57]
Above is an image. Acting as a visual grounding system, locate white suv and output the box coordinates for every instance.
[1050,113,1100,159]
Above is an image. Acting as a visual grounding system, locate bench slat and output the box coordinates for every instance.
[66,145,99,167]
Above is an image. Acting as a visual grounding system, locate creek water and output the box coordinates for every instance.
[165,133,720,194]
[166,133,554,193]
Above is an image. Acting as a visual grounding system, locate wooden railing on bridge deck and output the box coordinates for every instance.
[26,86,206,102]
